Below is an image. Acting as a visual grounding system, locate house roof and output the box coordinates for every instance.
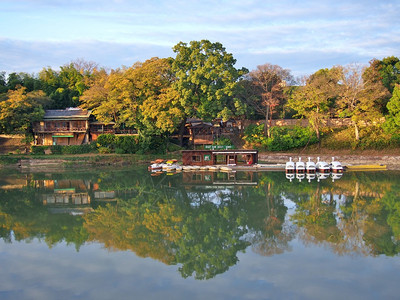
[43,108,91,120]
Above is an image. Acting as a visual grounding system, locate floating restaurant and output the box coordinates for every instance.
[182,148,258,166]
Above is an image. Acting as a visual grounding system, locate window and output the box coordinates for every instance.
[192,155,201,162]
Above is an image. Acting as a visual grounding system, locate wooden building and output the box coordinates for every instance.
[33,108,91,146]
[182,149,258,166]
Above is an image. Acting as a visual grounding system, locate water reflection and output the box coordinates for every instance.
[0,168,400,280]
[286,172,343,182]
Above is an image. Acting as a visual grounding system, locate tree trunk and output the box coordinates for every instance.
[178,117,187,147]
[354,123,359,141]
[264,105,270,138]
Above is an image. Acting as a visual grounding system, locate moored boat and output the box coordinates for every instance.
[296,157,305,173]
[285,157,295,173]
[306,157,316,173]
[316,157,331,173]
[330,157,343,173]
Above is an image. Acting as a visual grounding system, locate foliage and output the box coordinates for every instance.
[266,126,318,151]
[384,84,400,134]
[243,124,317,151]
[95,134,166,154]
[287,68,339,141]
[0,86,49,136]
[80,57,182,135]
[39,62,91,109]
[374,56,400,94]
[242,63,294,137]
[171,40,248,121]
[30,144,97,155]
[213,136,233,146]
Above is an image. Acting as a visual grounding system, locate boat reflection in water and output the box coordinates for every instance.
[286,171,343,182]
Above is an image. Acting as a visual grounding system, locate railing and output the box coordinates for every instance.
[34,126,87,132]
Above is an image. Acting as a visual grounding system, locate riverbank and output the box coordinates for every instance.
[258,149,400,170]
[1,150,399,171]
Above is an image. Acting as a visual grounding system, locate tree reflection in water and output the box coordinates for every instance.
[0,168,400,279]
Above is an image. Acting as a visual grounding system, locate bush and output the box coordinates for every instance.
[31,145,48,155]
[96,134,117,148]
[136,135,167,155]
[114,135,138,154]
[167,142,182,152]
[94,134,167,154]
[61,144,96,154]
[50,145,63,154]
[243,124,318,151]
[267,126,318,151]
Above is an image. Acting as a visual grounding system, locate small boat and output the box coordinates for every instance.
[306,157,316,173]
[316,157,331,173]
[149,162,163,171]
[296,157,305,173]
[220,166,233,172]
[208,166,219,171]
[346,164,387,171]
[285,157,295,173]
[330,157,343,173]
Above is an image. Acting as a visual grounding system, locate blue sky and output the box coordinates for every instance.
[0,0,399,77]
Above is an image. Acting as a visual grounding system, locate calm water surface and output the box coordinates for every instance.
[0,167,400,300]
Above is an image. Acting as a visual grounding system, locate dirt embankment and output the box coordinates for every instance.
[259,149,400,170]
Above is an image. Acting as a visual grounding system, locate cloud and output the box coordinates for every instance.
[0,0,399,76]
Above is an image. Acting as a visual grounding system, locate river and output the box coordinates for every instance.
[0,167,399,299]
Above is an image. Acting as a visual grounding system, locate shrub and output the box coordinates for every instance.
[167,142,182,152]
[96,134,117,148]
[61,144,96,154]
[243,124,318,151]
[98,146,112,154]
[50,145,63,154]
[114,135,138,154]
[267,126,318,151]
[31,145,48,155]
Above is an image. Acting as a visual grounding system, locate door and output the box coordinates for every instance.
[228,155,236,165]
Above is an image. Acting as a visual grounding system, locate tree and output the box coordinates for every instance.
[81,57,181,135]
[0,86,49,137]
[0,72,6,93]
[39,62,90,109]
[171,40,248,122]
[243,63,293,137]
[384,84,400,134]
[287,68,339,142]
[372,56,400,94]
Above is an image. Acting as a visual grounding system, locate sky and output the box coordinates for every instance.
[0,0,399,77]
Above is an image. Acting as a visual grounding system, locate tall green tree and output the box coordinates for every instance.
[372,56,400,94]
[384,84,400,134]
[171,40,248,122]
[39,62,90,109]
[0,72,6,93]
